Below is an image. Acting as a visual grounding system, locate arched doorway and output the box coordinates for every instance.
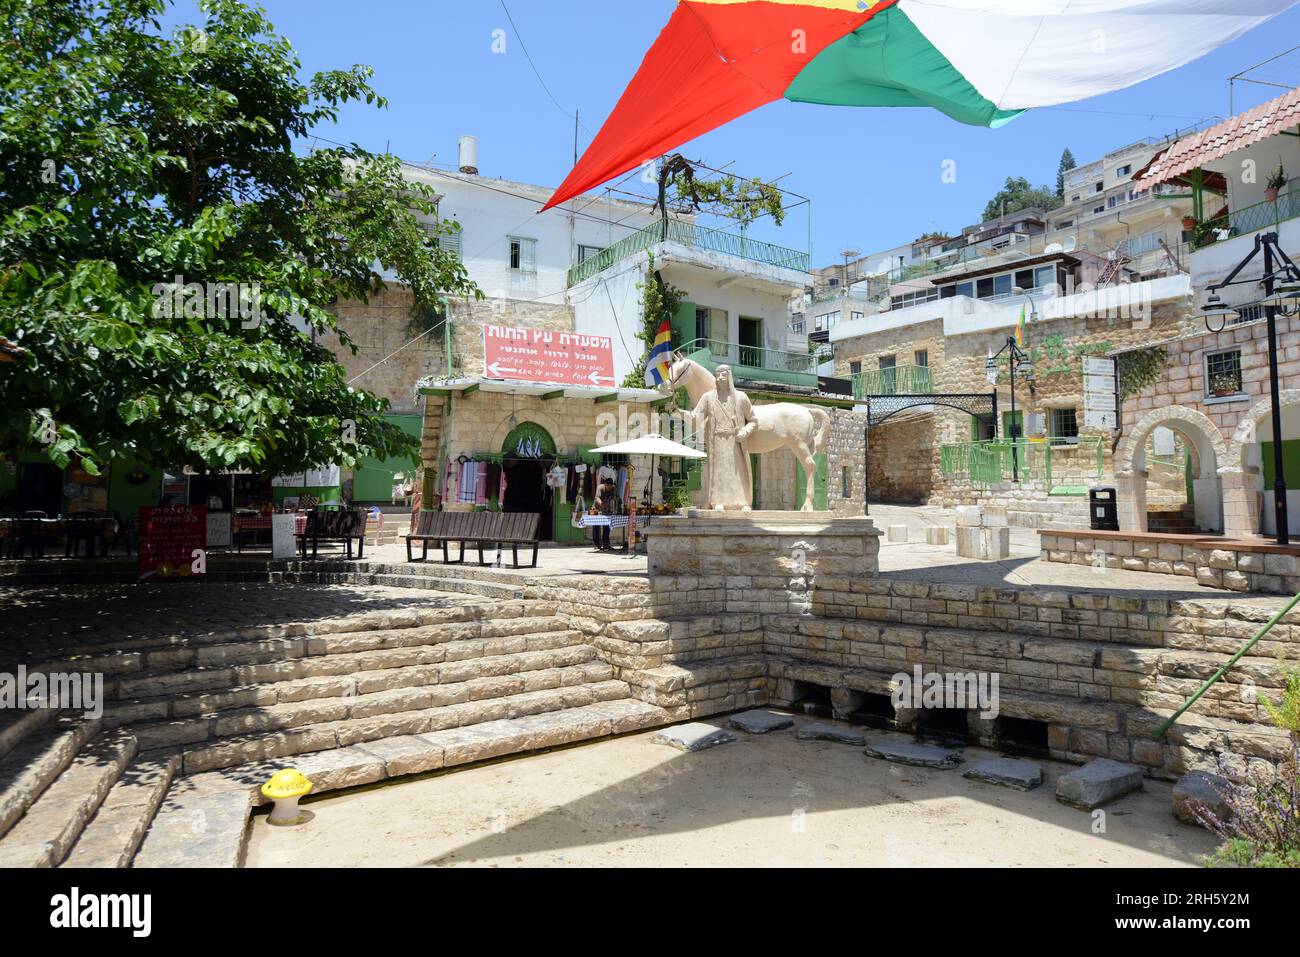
[1226,390,1300,538]
[1115,407,1226,533]
[501,421,556,540]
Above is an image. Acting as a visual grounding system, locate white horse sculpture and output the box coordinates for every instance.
[665,355,830,511]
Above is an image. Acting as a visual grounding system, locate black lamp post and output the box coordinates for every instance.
[986,336,1035,482]
[1201,231,1300,545]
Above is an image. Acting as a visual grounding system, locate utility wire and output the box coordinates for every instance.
[499,0,596,138]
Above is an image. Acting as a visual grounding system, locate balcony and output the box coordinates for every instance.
[852,364,933,399]
[1192,189,1300,250]
[680,337,818,390]
[568,218,811,287]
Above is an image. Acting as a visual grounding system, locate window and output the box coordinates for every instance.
[1094,182,1104,193]
[1050,407,1079,444]
[1117,164,1132,177]
[1056,219,1074,229]
[508,237,537,273]
[1205,349,1243,397]
[814,312,836,332]
[914,349,928,368]
[421,224,462,258]
[976,277,995,299]
[577,244,603,263]
[888,289,939,309]
[849,360,862,376]
[1034,265,1057,290]
[1093,205,1105,215]
[879,354,896,370]
[791,318,805,335]
[954,281,974,298]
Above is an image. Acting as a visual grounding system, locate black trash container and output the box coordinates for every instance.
[1089,486,1119,531]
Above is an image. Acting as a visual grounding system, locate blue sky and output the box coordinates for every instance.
[167,1,1300,265]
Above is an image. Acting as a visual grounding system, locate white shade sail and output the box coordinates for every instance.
[589,433,707,459]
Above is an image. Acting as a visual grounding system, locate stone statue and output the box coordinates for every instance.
[665,355,830,511]
[692,365,758,511]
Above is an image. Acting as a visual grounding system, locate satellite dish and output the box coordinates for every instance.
[1062,237,1078,253]
[1044,242,1064,254]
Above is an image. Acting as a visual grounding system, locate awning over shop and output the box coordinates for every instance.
[416,376,668,405]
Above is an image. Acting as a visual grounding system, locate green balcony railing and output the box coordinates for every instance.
[1192,188,1300,249]
[680,337,818,389]
[939,437,1104,491]
[852,364,933,398]
[568,218,810,286]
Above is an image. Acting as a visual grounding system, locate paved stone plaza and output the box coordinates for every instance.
[245,717,1219,868]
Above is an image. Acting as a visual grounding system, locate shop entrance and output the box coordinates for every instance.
[501,422,556,541]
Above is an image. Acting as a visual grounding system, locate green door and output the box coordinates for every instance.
[794,452,829,510]
[1002,410,1023,440]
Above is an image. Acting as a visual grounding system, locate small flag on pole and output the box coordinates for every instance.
[645,318,673,388]
[1015,304,1026,348]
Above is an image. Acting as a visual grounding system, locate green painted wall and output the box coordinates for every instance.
[352,414,423,502]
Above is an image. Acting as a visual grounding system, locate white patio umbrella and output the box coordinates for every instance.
[589,433,706,507]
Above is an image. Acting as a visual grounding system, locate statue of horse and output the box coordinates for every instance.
[665,355,831,511]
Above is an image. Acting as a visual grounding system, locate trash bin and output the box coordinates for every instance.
[1089,486,1119,531]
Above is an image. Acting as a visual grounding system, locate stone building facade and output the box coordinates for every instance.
[832,277,1198,523]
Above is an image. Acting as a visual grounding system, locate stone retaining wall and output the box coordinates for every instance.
[1040,530,1300,595]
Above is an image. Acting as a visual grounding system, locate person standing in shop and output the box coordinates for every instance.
[594,476,618,551]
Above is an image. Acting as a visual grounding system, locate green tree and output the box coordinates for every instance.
[980,176,1062,223]
[0,0,479,477]
[1056,147,1077,199]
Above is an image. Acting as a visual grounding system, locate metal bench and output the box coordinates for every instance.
[405,511,540,567]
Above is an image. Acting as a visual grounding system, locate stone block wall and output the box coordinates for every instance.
[328,288,574,414]
[866,411,936,504]
[826,407,867,514]
[1040,530,1300,595]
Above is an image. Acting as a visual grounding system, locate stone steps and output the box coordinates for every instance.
[0,730,136,867]
[163,676,634,776]
[104,630,593,728]
[0,716,101,839]
[132,697,667,868]
[279,569,524,600]
[129,653,615,756]
[61,753,180,868]
[0,708,55,763]
[0,597,542,666]
[98,617,574,708]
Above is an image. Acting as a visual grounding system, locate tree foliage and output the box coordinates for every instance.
[980,176,1062,223]
[655,154,785,229]
[1055,147,1077,199]
[623,254,686,388]
[0,0,479,476]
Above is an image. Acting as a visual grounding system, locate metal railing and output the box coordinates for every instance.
[680,337,819,377]
[853,364,933,398]
[1192,189,1300,249]
[939,437,1105,490]
[568,218,810,286]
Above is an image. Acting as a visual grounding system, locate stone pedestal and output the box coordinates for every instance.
[955,525,1010,560]
[643,511,881,615]
[926,526,950,546]
[886,525,908,543]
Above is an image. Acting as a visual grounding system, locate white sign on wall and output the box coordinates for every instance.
[1085,409,1117,430]
[1083,355,1118,430]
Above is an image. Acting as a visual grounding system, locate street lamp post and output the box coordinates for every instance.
[1200,231,1300,545]
[986,336,1035,482]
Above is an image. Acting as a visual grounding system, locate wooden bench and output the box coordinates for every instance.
[297,507,367,559]
[405,511,541,567]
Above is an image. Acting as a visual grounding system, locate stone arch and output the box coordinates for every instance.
[1224,390,1300,472]
[1115,405,1227,533]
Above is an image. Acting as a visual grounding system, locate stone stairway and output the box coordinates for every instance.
[0,592,669,867]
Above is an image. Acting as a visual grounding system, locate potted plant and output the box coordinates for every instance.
[1209,371,1240,398]
[1266,163,1287,203]
[1182,214,1196,231]
[1193,218,1219,247]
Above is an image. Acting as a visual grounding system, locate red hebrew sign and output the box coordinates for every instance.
[138,505,207,581]
[482,325,616,387]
